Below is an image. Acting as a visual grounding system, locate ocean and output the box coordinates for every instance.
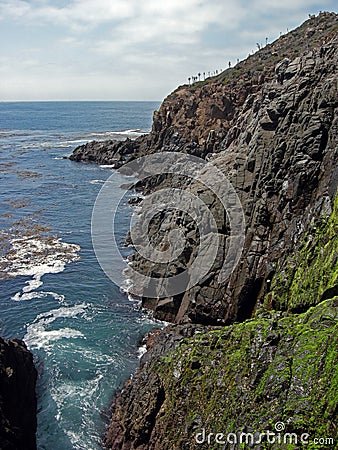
[0,101,161,449]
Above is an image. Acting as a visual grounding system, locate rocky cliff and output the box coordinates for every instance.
[128,30,337,325]
[105,201,337,449]
[70,12,338,450]
[70,12,337,166]
[0,338,37,450]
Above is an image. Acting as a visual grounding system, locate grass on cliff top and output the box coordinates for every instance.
[181,12,338,94]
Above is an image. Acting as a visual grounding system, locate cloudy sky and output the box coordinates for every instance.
[0,0,336,101]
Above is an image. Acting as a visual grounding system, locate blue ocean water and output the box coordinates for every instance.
[0,101,161,449]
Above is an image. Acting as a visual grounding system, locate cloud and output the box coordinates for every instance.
[0,0,248,36]
[0,0,134,29]
[0,0,336,100]
[0,0,30,18]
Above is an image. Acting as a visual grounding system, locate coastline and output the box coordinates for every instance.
[1,12,337,450]
[0,106,161,449]
[69,12,338,449]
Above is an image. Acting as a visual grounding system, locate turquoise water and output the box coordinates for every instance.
[0,101,161,449]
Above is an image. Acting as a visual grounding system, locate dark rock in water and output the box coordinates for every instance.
[0,338,37,450]
[128,196,143,206]
[69,137,152,168]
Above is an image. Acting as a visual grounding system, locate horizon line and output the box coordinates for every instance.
[0,99,161,103]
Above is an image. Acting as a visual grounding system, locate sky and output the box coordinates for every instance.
[0,0,336,101]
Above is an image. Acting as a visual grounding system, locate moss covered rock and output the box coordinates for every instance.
[265,195,338,313]
[154,300,337,449]
[106,299,337,449]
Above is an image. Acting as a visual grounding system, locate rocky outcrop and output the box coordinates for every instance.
[71,14,338,327]
[106,195,337,450]
[70,12,338,164]
[105,324,211,450]
[0,338,37,450]
[126,27,338,325]
[106,298,338,449]
[70,136,151,168]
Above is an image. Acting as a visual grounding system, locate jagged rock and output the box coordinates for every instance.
[275,57,291,83]
[125,32,338,325]
[0,338,37,450]
[71,14,338,162]
[70,14,337,327]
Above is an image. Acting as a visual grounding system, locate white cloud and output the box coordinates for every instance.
[0,0,134,29]
[0,0,336,100]
[0,0,30,18]
[0,0,245,32]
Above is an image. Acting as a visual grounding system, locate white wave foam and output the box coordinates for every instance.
[23,274,44,292]
[120,276,133,295]
[116,129,147,135]
[89,179,105,185]
[41,139,86,149]
[138,344,147,359]
[99,164,115,169]
[1,235,80,301]
[24,303,89,350]
[5,237,80,276]
[53,372,105,448]
[11,290,65,303]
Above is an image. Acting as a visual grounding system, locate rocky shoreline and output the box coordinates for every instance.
[56,11,338,450]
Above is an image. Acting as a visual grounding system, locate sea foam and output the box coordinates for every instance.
[24,303,89,351]
[0,234,80,300]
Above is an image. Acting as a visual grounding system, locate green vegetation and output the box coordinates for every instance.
[153,299,337,449]
[265,194,338,313]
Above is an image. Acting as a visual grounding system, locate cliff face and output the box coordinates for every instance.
[70,12,338,450]
[121,20,337,326]
[106,299,338,449]
[70,12,337,165]
[150,12,338,147]
[105,201,338,449]
[0,338,37,450]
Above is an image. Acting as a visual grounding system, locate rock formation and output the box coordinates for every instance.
[0,338,37,450]
[70,12,338,450]
[106,298,338,449]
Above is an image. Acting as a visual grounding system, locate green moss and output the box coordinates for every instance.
[151,300,337,449]
[265,195,338,313]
